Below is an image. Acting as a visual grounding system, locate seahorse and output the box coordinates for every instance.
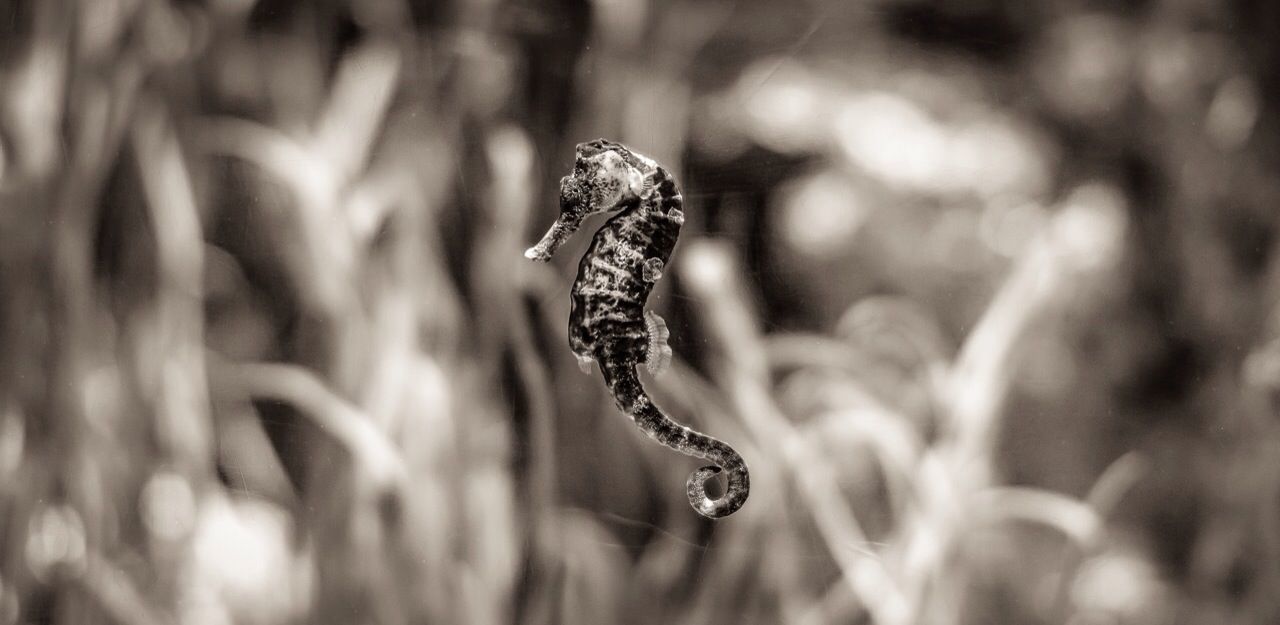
[524,139,750,519]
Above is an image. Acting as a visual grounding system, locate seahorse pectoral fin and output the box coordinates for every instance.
[639,172,657,199]
[574,352,594,374]
[644,310,673,376]
[642,257,664,282]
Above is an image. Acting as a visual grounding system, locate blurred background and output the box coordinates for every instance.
[1,0,1279,623]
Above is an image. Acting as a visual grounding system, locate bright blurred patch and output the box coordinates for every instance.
[739,59,833,154]
[0,405,23,482]
[1070,548,1170,624]
[1051,183,1128,273]
[25,505,87,582]
[948,116,1050,200]
[1035,14,1134,121]
[835,91,949,192]
[780,170,869,258]
[1206,75,1259,150]
[141,471,197,542]
[192,495,305,625]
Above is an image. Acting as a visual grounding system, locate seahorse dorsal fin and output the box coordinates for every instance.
[574,352,594,374]
[644,310,673,376]
[639,172,657,198]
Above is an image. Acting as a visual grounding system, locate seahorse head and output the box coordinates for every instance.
[525,140,657,262]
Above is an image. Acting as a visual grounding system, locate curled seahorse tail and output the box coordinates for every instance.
[646,401,750,518]
[602,359,750,518]
[687,448,750,519]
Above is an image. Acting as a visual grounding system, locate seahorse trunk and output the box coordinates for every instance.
[601,358,750,519]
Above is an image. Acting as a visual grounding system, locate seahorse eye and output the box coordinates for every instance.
[558,174,577,201]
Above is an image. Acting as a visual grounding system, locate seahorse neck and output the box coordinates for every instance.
[636,169,682,220]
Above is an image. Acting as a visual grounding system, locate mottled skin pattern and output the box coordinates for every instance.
[525,139,750,518]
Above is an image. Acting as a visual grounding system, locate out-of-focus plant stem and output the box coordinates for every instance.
[680,239,909,625]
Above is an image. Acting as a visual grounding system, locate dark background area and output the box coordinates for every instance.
[1,0,1279,623]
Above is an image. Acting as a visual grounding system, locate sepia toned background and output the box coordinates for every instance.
[1,0,1279,623]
